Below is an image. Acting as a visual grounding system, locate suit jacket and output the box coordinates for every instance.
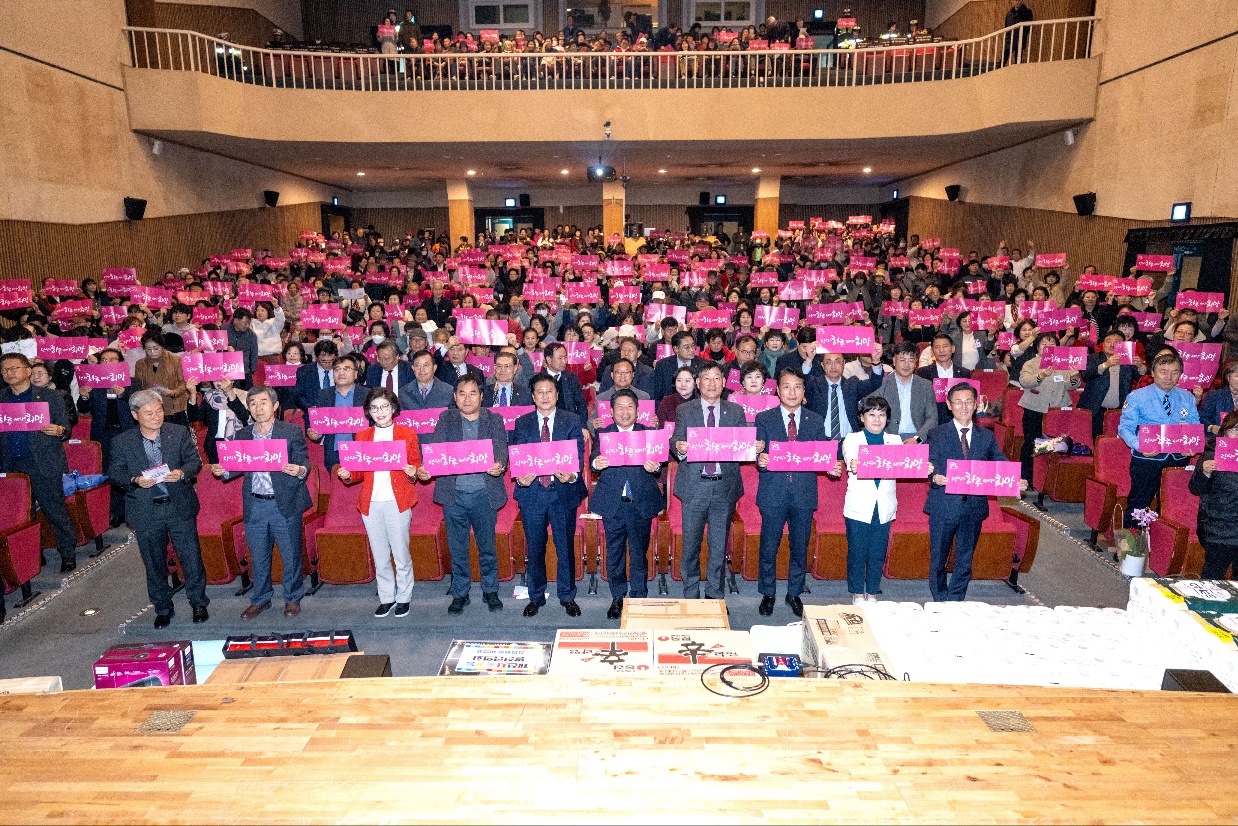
[870,371,939,442]
[547,370,588,420]
[420,296,454,327]
[0,385,71,477]
[650,355,708,403]
[754,405,828,510]
[774,350,826,382]
[425,407,509,511]
[1078,351,1136,414]
[294,362,333,414]
[917,364,973,422]
[511,408,587,508]
[233,419,314,519]
[364,361,414,390]
[436,359,478,387]
[805,371,884,435]
[482,378,532,408]
[86,385,138,450]
[598,360,654,395]
[398,378,455,411]
[311,385,364,469]
[925,419,1006,521]
[107,423,202,524]
[588,422,665,520]
[671,397,748,504]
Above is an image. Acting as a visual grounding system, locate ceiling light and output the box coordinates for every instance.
[561,169,570,175]
[658,169,667,174]
[356,171,365,176]
[466,169,476,176]
[752,167,761,174]
[862,167,872,174]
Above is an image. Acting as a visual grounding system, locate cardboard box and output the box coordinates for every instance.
[549,629,654,676]
[620,598,730,631]
[204,653,353,685]
[94,641,195,689]
[0,676,63,695]
[652,630,753,676]
[801,605,891,672]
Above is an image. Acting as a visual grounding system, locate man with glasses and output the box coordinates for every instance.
[599,338,653,395]
[306,359,361,469]
[865,341,937,444]
[399,349,455,411]
[483,351,532,408]
[651,331,707,404]
[295,339,338,415]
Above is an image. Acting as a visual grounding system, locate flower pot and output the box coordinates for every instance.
[1121,553,1147,577]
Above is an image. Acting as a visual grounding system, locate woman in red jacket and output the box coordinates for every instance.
[337,387,423,618]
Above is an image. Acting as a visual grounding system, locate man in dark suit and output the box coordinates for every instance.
[482,351,532,408]
[598,338,654,395]
[868,342,939,444]
[436,338,479,388]
[108,389,209,628]
[211,386,314,619]
[306,359,363,469]
[775,328,826,380]
[416,372,509,614]
[671,362,754,600]
[399,349,455,411]
[589,389,665,619]
[650,331,708,404]
[294,339,338,415]
[419,279,454,327]
[806,350,885,441]
[917,333,972,424]
[0,353,78,571]
[1079,332,1141,438]
[512,373,587,617]
[926,383,1026,601]
[364,341,414,391]
[754,369,832,617]
[85,348,138,525]
[541,342,589,421]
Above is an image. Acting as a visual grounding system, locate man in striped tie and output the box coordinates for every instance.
[483,351,531,409]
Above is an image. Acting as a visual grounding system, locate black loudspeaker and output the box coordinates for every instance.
[123,197,147,221]
[263,190,280,207]
[699,191,710,206]
[944,185,961,202]
[1073,192,1096,216]
[519,193,531,207]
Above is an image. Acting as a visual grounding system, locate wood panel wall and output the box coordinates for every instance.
[152,2,284,46]
[626,204,691,233]
[351,207,451,237]
[763,0,924,37]
[932,0,1093,41]
[778,203,882,226]
[300,0,461,45]
[0,202,322,289]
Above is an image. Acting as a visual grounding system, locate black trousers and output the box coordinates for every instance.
[135,511,208,615]
[14,462,77,563]
[1019,408,1044,484]
[602,506,653,599]
[1125,454,1191,528]
[1200,541,1238,580]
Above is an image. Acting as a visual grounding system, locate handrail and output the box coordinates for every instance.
[123,17,1096,91]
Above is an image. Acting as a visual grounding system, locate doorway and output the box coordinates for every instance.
[320,203,351,239]
[475,207,546,239]
[1124,223,1237,312]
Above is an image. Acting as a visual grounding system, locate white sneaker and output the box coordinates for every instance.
[866,594,879,602]
[852,595,865,605]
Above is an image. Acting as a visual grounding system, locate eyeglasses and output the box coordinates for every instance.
[369,404,394,413]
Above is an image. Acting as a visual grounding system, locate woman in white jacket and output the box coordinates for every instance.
[842,396,931,605]
[250,300,286,365]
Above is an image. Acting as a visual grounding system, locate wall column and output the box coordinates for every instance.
[754,175,781,237]
[446,180,473,249]
[602,181,626,239]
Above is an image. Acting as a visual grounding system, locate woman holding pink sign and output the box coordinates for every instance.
[1189,411,1238,579]
[1017,333,1081,485]
[336,387,422,619]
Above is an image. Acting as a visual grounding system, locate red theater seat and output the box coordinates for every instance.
[971,369,1009,407]
[1103,408,1122,437]
[314,466,375,584]
[191,470,246,585]
[1033,408,1094,506]
[38,440,109,555]
[0,474,44,608]
[1147,467,1203,577]
[884,480,930,578]
[71,416,92,442]
[992,387,1025,460]
[1083,436,1131,547]
[812,472,849,580]
[407,479,445,581]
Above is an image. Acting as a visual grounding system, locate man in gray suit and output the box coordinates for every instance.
[399,349,455,411]
[869,341,938,443]
[416,372,510,614]
[108,390,209,628]
[670,362,760,600]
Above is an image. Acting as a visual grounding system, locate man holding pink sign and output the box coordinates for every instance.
[1189,414,1238,579]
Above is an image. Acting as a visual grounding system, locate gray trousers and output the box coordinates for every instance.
[361,498,414,603]
[678,480,734,600]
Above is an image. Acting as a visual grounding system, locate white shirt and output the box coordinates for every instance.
[935,363,955,379]
[780,405,799,436]
[960,336,979,370]
[371,424,396,502]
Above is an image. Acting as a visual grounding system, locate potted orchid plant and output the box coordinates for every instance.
[1118,507,1157,576]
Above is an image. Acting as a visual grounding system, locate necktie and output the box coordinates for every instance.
[787,411,797,441]
[960,426,970,460]
[420,385,428,401]
[539,416,552,487]
[827,384,840,439]
[705,405,720,476]
[321,369,331,391]
[142,436,169,497]
[500,386,508,407]
[385,371,394,392]
[1163,393,1172,417]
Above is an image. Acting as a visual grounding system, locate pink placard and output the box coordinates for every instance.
[51,298,91,319]
[1035,253,1067,269]
[1038,346,1088,371]
[1118,311,1161,333]
[933,377,982,403]
[129,286,173,310]
[728,394,779,423]
[1135,254,1175,272]
[339,440,408,472]
[643,304,686,324]
[779,281,813,302]
[218,439,288,472]
[307,406,367,435]
[600,428,670,466]
[996,331,1016,350]
[75,363,131,389]
[1172,341,1223,389]
[766,440,839,472]
[523,283,558,303]
[36,337,89,360]
[748,271,779,288]
[640,263,671,282]
[945,459,1021,496]
[1175,292,1225,313]
[118,328,144,351]
[595,399,656,427]
[509,440,579,477]
[181,351,245,384]
[856,444,930,479]
[965,280,987,296]
[688,310,731,329]
[814,326,875,355]
[465,354,496,377]
[686,426,756,462]
[908,309,942,326]
[887,256,910,268]
[1214,438,1238,472]
[101,268,137,291]
[300,305,343,329]
[182,329,228,352]
[805,304,850,326]
[1076,273,1115,292]
[191,306,222,326]
[42,279,79,297]
[490,405,535,431]
[456,317,507,347]
[421,439,495,476]
[610,285,641,305]
[1109,277,1153,297]
[1033,307,1082,332]
[881,301,909,318]
[986,256,1012,271]
[849,256,877,272]
[564,342,594,366]
[0,402,50,431]
[570,254,600,272]
[395,407,447,435]
[262,364,300,386]
[754,305,799,328]
[679,270,707,288]
[99,306,127,326]
[1138,424,1205,455]
[602,260,634,278]
[1113,340,1135,366]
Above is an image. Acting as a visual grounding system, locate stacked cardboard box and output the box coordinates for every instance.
[801,605,894,674]
[549,629,655,676]
[619,598,730,630]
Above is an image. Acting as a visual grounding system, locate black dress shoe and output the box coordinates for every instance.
[110,515,125,529]
[153,609,174,629]
[562,600,582,618]
[606,598,623,620]
[784,595,803,617]
[523,599,545,617]
[59,560,77,574]
[448,595,470,614]
[483,592,503,612]
[192,605,209,624]
[758,595,775,616]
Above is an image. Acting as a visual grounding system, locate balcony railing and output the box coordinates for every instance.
[124,17,1096,92]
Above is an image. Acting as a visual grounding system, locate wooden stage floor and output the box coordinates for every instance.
[2,676,1236,824]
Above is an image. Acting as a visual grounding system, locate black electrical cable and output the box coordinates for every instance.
[819,663,897,680]
[700,662,770,698]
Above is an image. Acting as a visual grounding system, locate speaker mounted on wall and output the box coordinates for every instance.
[944,185,961,202]
[263,190,280,207]
[519,193,531,207]
[123,198,147,221]
[699,191,711,206]
[1072,192,1096,216]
